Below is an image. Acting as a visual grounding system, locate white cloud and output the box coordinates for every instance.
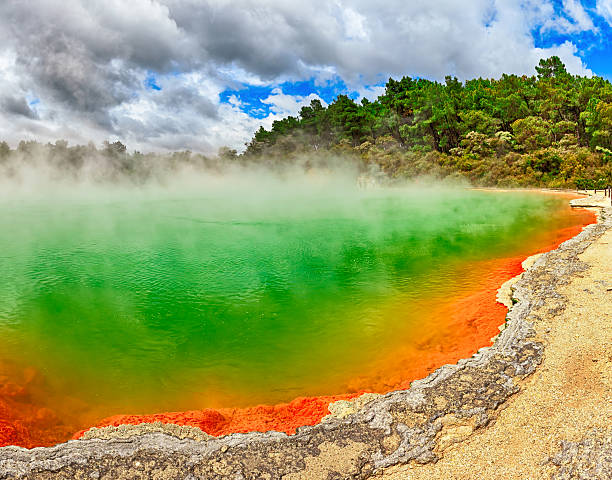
[596,0,612,24]
[563,0,596,31]
[338,3,369,40]
[261,89,326,117]
[0,0,599,154]
[355,85,386,102]
[537,0,596,34]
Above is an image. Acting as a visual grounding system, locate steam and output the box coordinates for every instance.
[0,140,371,191]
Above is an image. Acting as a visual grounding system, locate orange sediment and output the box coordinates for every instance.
[0,361,77,448]
[71,393,363,440]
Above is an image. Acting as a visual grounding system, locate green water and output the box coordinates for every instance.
[0,180,586,412]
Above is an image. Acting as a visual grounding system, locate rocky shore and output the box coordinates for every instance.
[0,197,610,480]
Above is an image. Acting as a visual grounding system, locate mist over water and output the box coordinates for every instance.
[0,167,591,427]
[0,150,596,449]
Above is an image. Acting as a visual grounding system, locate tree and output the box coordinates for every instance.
[328,95,366,145]
[218,146,238,160]
[103,140,127,157]
[460,110,501,136]
[536,56,568,80]
[0,141,10,160]
[583,100,612,149]
[512,116,551,151]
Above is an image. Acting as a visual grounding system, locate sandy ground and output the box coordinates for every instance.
[571,191,612,209]
[377,220,612,479]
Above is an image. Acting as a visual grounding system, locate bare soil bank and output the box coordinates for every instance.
[0,195,609,480]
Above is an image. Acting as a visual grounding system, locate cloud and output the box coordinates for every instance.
[261,89,326,117]
[163,0,594,83]
[536,0,596,35]
[596,0,612,24]
[0,96,39,119]
[0,0,600,154]
[338,3,370,41]
[562,0,596,32]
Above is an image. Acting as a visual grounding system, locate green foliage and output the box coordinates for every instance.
[103,140,127,155]
[460,110,501,136]
[535,56,568,80]
[242,57,612,189]
[575,177,594,190]
[0,141,9,160]
[583,100,612,149]
[512,116,551,151]
[218,146,238,160]
[595,146,612,162]
[531,149,562,174]
[0,140,224,183]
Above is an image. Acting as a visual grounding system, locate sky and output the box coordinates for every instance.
[0,0,611,154]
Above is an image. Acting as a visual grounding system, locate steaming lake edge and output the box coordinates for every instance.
[0,184,595,448]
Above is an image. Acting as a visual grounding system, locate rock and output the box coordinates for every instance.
[549,428,612,480]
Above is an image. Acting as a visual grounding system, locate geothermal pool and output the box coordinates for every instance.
[0,181,594,447]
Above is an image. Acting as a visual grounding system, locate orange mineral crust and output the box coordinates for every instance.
[72,393,362,440]
[0,361,77,449]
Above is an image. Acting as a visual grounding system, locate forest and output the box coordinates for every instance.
[244,57,612,189]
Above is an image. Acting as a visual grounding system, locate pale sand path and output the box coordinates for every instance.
[377,226,612,479]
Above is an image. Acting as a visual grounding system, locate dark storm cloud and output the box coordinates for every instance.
[0,96,39,119]
[164,0,341,80]
[23,39,135,113]
[3,0,186,71]
[1,0,343,101]
[156,84,219,119]
[2,1,164,120]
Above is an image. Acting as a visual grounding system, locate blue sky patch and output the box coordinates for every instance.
[530,0,612,79]
[145,73,162,91]
[220,77,368,119]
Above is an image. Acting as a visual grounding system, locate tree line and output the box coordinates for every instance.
[0,139,226,183]
[244,57,612,189]
[1,57,610,188]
